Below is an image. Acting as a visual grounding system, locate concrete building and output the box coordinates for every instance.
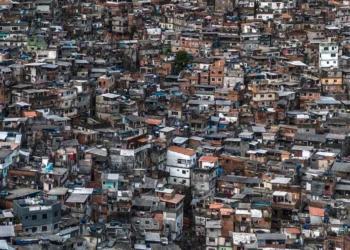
[319,42,339,68]
[166,146,197,187]
[155,184,184,240]
[96,93,120,123]
[192,156,219,196]
[13,198,61,234]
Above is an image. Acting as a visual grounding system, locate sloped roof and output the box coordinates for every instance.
[168,146,196,156]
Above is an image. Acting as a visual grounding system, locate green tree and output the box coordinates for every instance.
[182,186,197,221]
[174,50,190,73]
[13,216,21,225]
[264,216,272,222]
[129,25,137,39]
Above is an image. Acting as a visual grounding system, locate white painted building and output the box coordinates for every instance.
[259,1,286,13]
[291,145,313,160]
[166,146,197,187]
[159,127,175,140]
[319,42,338,68]
[255,11,274,21]
[252,92,276,102]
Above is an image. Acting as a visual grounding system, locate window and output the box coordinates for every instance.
[32,227,37,233]
[32,215,37,220]
[12,27,18,31]
[209,237,215,243]
[331,54,336,57]
[42,226,47,232]
[54,224,58,229]
[145,221,150,224]
[182,170,186,174]
[174,178,177,182]
[260,94,264,97]
[54,211,58,217]
[211,78,215,81]
[42,214,47,220]
[324,47,329,51]
[25,216,28,220]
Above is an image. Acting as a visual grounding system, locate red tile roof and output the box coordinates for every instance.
[145,119,162,125]
[199,156,218,162]
[168,146,196,156]
[309,207,324,217]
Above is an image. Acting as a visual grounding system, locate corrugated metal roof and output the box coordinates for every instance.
[332,162,350,173]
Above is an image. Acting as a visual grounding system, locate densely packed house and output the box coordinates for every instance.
[0,0,349,249]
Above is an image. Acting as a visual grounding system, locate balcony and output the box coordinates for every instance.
[271,199,299,210]
[164,203,183,213]
[95,106,119,113]
[119,144,151,156]
[264,244,285,249]
[27,40,47,47]
[323,190,332,196]
[206,240,218,246]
